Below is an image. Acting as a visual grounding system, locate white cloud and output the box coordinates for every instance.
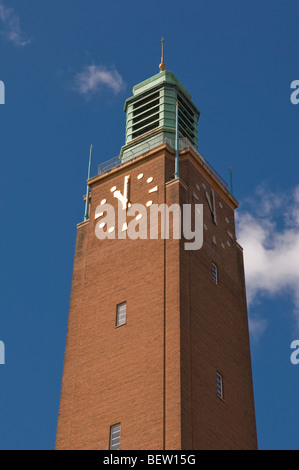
[236,185,299,335]
[0,1,31,47]
[248,317,268,340]
[74,65,125,96]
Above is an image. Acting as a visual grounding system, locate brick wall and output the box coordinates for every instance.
[56,144,257,450]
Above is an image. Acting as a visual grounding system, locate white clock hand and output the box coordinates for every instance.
[205,188,217,225]
[113,175,130,210]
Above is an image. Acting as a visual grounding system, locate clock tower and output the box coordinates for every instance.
[56,53,257,450]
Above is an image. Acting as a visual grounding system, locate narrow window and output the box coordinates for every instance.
[116,302,127,327]
[217,373,223,399]
[212,263,218,284]
[110,423,121,450]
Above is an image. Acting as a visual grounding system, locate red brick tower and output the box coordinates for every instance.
[56,66,257,450]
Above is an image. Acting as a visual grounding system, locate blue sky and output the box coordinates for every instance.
[0,0,299,450]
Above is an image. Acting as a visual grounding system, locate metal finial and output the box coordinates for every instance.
[175,101,179,178]
[159,37,166,71]
[84,145,93,221]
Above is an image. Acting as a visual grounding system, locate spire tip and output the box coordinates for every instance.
[159,37,166,71]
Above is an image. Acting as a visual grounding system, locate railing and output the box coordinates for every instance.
[97,136,229,191]
[177,137,229,190]
[204,160,229,190]
[98,155,121,174]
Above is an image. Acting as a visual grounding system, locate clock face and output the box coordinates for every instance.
[199,182,234,249]
[95,171,159,236]
[95,172,234,247]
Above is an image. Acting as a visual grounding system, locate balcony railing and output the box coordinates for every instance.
[97,136,229,191]
[98,155,121,174]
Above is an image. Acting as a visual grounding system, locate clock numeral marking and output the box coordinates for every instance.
[95,211,103,220]
[149,186,158,194]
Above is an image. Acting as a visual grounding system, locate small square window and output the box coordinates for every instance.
[217,373,223,399]
[116,302,127,327]
[110,423,121,450]
[212,263,218,284]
